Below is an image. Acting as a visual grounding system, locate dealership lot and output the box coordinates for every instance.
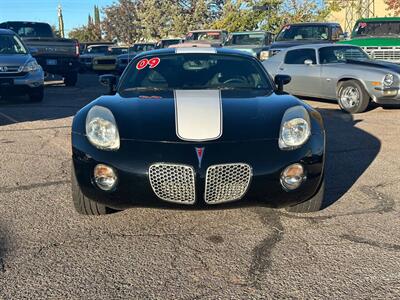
[0,75,399,299]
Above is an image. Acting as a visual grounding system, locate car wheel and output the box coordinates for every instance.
[28,86,44,102]
[338,80,370,114]
[286,178,325,213]
[71,165,112,215]
[64,72,78,87]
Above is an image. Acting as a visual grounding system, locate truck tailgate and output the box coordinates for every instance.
[23,38,77,57]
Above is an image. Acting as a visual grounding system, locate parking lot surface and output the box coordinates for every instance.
[0,74,399,299]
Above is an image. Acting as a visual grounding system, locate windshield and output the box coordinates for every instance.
[226,33,265,46]
[276,25,329,41]
[353,21,400,37]
[161,40,181,48]
[119,53,271,93]
[4,22,53,38]
[86,46,109,54]
[186,32,222,42]
[110,48,128,55]
[130,44,156,53]
[319,46,369,64]
[0,34,28,55]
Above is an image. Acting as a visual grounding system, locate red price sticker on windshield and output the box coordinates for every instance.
[359,22,367,29]
[136,57,160,70]
[136,58,149,70]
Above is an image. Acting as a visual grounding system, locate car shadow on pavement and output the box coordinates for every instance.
[318,108,381,209]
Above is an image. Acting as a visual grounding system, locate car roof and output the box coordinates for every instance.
[135,47,255,58]
[0,29,14,35]
[357,17,400,22]
[188,29,226,33]
[230,31,270,35]
[286,22,340,26]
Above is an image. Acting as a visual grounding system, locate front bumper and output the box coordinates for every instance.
[372,87,400,104]
[0,69,44,95]
[72,133,325,209]
[92,64,117,72]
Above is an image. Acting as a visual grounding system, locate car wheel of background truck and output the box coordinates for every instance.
[71,165,113,215]
[64,72,78,87]
[286,178,325,213]
[338,80,370,114]
[29,86,44,102]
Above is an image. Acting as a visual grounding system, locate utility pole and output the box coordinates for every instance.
[58,2,65,38]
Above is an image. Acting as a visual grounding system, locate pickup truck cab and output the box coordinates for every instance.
[0,21,80,86]
[339,17,400,64]
[265,22,344,59]
[0,29,44,102]
[224,31,274,60]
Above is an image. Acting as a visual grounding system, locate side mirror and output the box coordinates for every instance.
[304,59,313,66]
[99,74,118,95]
[29,47,39,55]
[274,74,291,92]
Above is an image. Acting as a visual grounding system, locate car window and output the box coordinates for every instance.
[0,34,28,55]
[226,33,265,46]
[353,21,400,37]
[119,54,272,93]
[331,26,343,40]
[319,46,369,64]
[2,22,53,38]
[284,49,316,64]
[276,25,329,41]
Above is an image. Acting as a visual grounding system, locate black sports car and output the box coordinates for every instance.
[71,48,325,215]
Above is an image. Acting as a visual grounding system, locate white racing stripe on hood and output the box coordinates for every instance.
[174,90,222,141]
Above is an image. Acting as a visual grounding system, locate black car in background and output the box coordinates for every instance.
[0,21,80,86]
[265,22,345,59]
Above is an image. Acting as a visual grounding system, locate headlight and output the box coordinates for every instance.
[86,106,120,150]
[279,106,311,150]
[260,50,270,61]
[383,74,394,87]
[21,60,41,73]
[93,60,98,65]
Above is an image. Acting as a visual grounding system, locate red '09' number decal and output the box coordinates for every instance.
[148,57,160,68]
[136,57,160,70]
[136,59,149,70]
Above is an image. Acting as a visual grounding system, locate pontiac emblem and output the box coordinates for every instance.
[195,147,205,168]
[0,66,8,72]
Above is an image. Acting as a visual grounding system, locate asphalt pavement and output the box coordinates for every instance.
[0,74,399,299]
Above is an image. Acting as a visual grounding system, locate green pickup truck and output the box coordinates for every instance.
[339,17,400,64]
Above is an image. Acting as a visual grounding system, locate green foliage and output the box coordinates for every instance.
[70,0,347,43]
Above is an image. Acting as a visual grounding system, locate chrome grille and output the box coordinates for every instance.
[0,65,20,73]
[363,47,400,63]
[205,163,252,204]
[149,163,195,204]
[97,59,116,65]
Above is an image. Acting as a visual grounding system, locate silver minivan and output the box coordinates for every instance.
[0,29,44,102]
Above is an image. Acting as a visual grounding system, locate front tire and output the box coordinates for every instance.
[71,165,112,215]
[286,179,325,213]
[64,72,78,87]
[338,80,370,114]
[28,86,44,102]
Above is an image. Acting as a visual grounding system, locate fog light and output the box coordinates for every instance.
[281,163,305,191]
[94,164,117,191]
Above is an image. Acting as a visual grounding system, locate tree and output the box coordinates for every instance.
[385,0,400,15]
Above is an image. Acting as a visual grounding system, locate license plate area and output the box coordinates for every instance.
[0,78,13,86]
[46,59,57,65]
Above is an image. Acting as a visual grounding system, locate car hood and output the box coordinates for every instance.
[224,45,264,54]
[74,90,310,143]
[346,59,400,73]
[80,53,104,58]
[270,40,330,49]
[339,37,400,47]
[0,54,31,66]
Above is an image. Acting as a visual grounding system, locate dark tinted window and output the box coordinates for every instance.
[119,54,271,92]
[86,46,109,54]
[319,46,369,64]
[331,26,344,40]
[0,34,28,54]
[285,49,316,64]
[353,21,400,37]
[2,22,53,38]
[226,33,266,46]
[276,25,329,41]
[186,32,223,42]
